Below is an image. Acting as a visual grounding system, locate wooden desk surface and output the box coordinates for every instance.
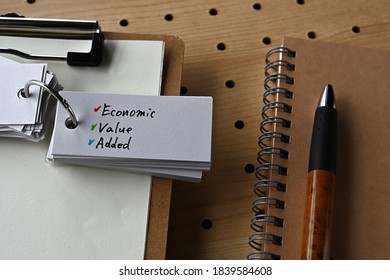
[4,0,390,259]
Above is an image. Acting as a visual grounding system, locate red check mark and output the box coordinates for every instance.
[94,105,102,112]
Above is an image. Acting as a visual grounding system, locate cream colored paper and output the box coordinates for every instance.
[0,38,165,259]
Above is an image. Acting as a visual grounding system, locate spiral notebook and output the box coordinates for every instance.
[249,37,390,260]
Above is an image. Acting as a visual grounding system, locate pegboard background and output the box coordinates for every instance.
[4,0,390,259]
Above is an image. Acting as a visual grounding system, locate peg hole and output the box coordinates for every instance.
[234,120,245,129]
[164,14,174,21]
[209,8,218,16]
[307,31,316,39]
[253,3,262,10]
[217,42,226,51]
[119,19,129,27]
[352,26,361,33]
[201,219,213,230]
[262,37,271,45]
[245,164,255,174]
[180,86,188,95]
[225,80,235,88]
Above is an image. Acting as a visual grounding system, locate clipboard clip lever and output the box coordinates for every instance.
[0,13,104,66]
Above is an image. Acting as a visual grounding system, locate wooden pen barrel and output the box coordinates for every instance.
[301,169,335,260]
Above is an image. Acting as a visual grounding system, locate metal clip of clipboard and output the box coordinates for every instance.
[0,13,104,66]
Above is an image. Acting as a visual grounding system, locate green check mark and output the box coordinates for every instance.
[90,123,98,131]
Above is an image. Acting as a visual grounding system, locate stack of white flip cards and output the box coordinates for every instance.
[0,57,213,182]
[47,91,213,182]
[0,56,61,142]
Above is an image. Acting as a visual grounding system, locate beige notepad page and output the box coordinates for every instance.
[0,38,164,259]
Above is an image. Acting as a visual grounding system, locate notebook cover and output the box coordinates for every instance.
[263,37,390,259]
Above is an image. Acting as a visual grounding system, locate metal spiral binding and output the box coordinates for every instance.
[248,46,296,260]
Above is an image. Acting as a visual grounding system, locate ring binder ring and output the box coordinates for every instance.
[264,73,294,89]
[19,80,78,128]
[257,147,289,164]
[249,232,283,247]
[261,101,292,119]
[258,131,290,149]
[248,45,296,260]
[252,197,285,212]
[263,87,293,104]
[254,179,286,195]
[247,251,281,260]
[250,214,284,230]
[260,116,291,133]
[265,59,295,77]
[265,47,296,65]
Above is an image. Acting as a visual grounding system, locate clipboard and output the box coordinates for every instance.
[117,32,185,259]
[0,14,104,66]
[109,32,185,260]
[0,15,184,260]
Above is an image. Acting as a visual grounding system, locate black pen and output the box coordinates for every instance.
[301,84,337,260]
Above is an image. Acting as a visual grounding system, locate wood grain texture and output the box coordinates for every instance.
[3,0,390,259]
[301,170,335,260]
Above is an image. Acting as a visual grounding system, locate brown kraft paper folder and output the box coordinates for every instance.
[255,36,390,259]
